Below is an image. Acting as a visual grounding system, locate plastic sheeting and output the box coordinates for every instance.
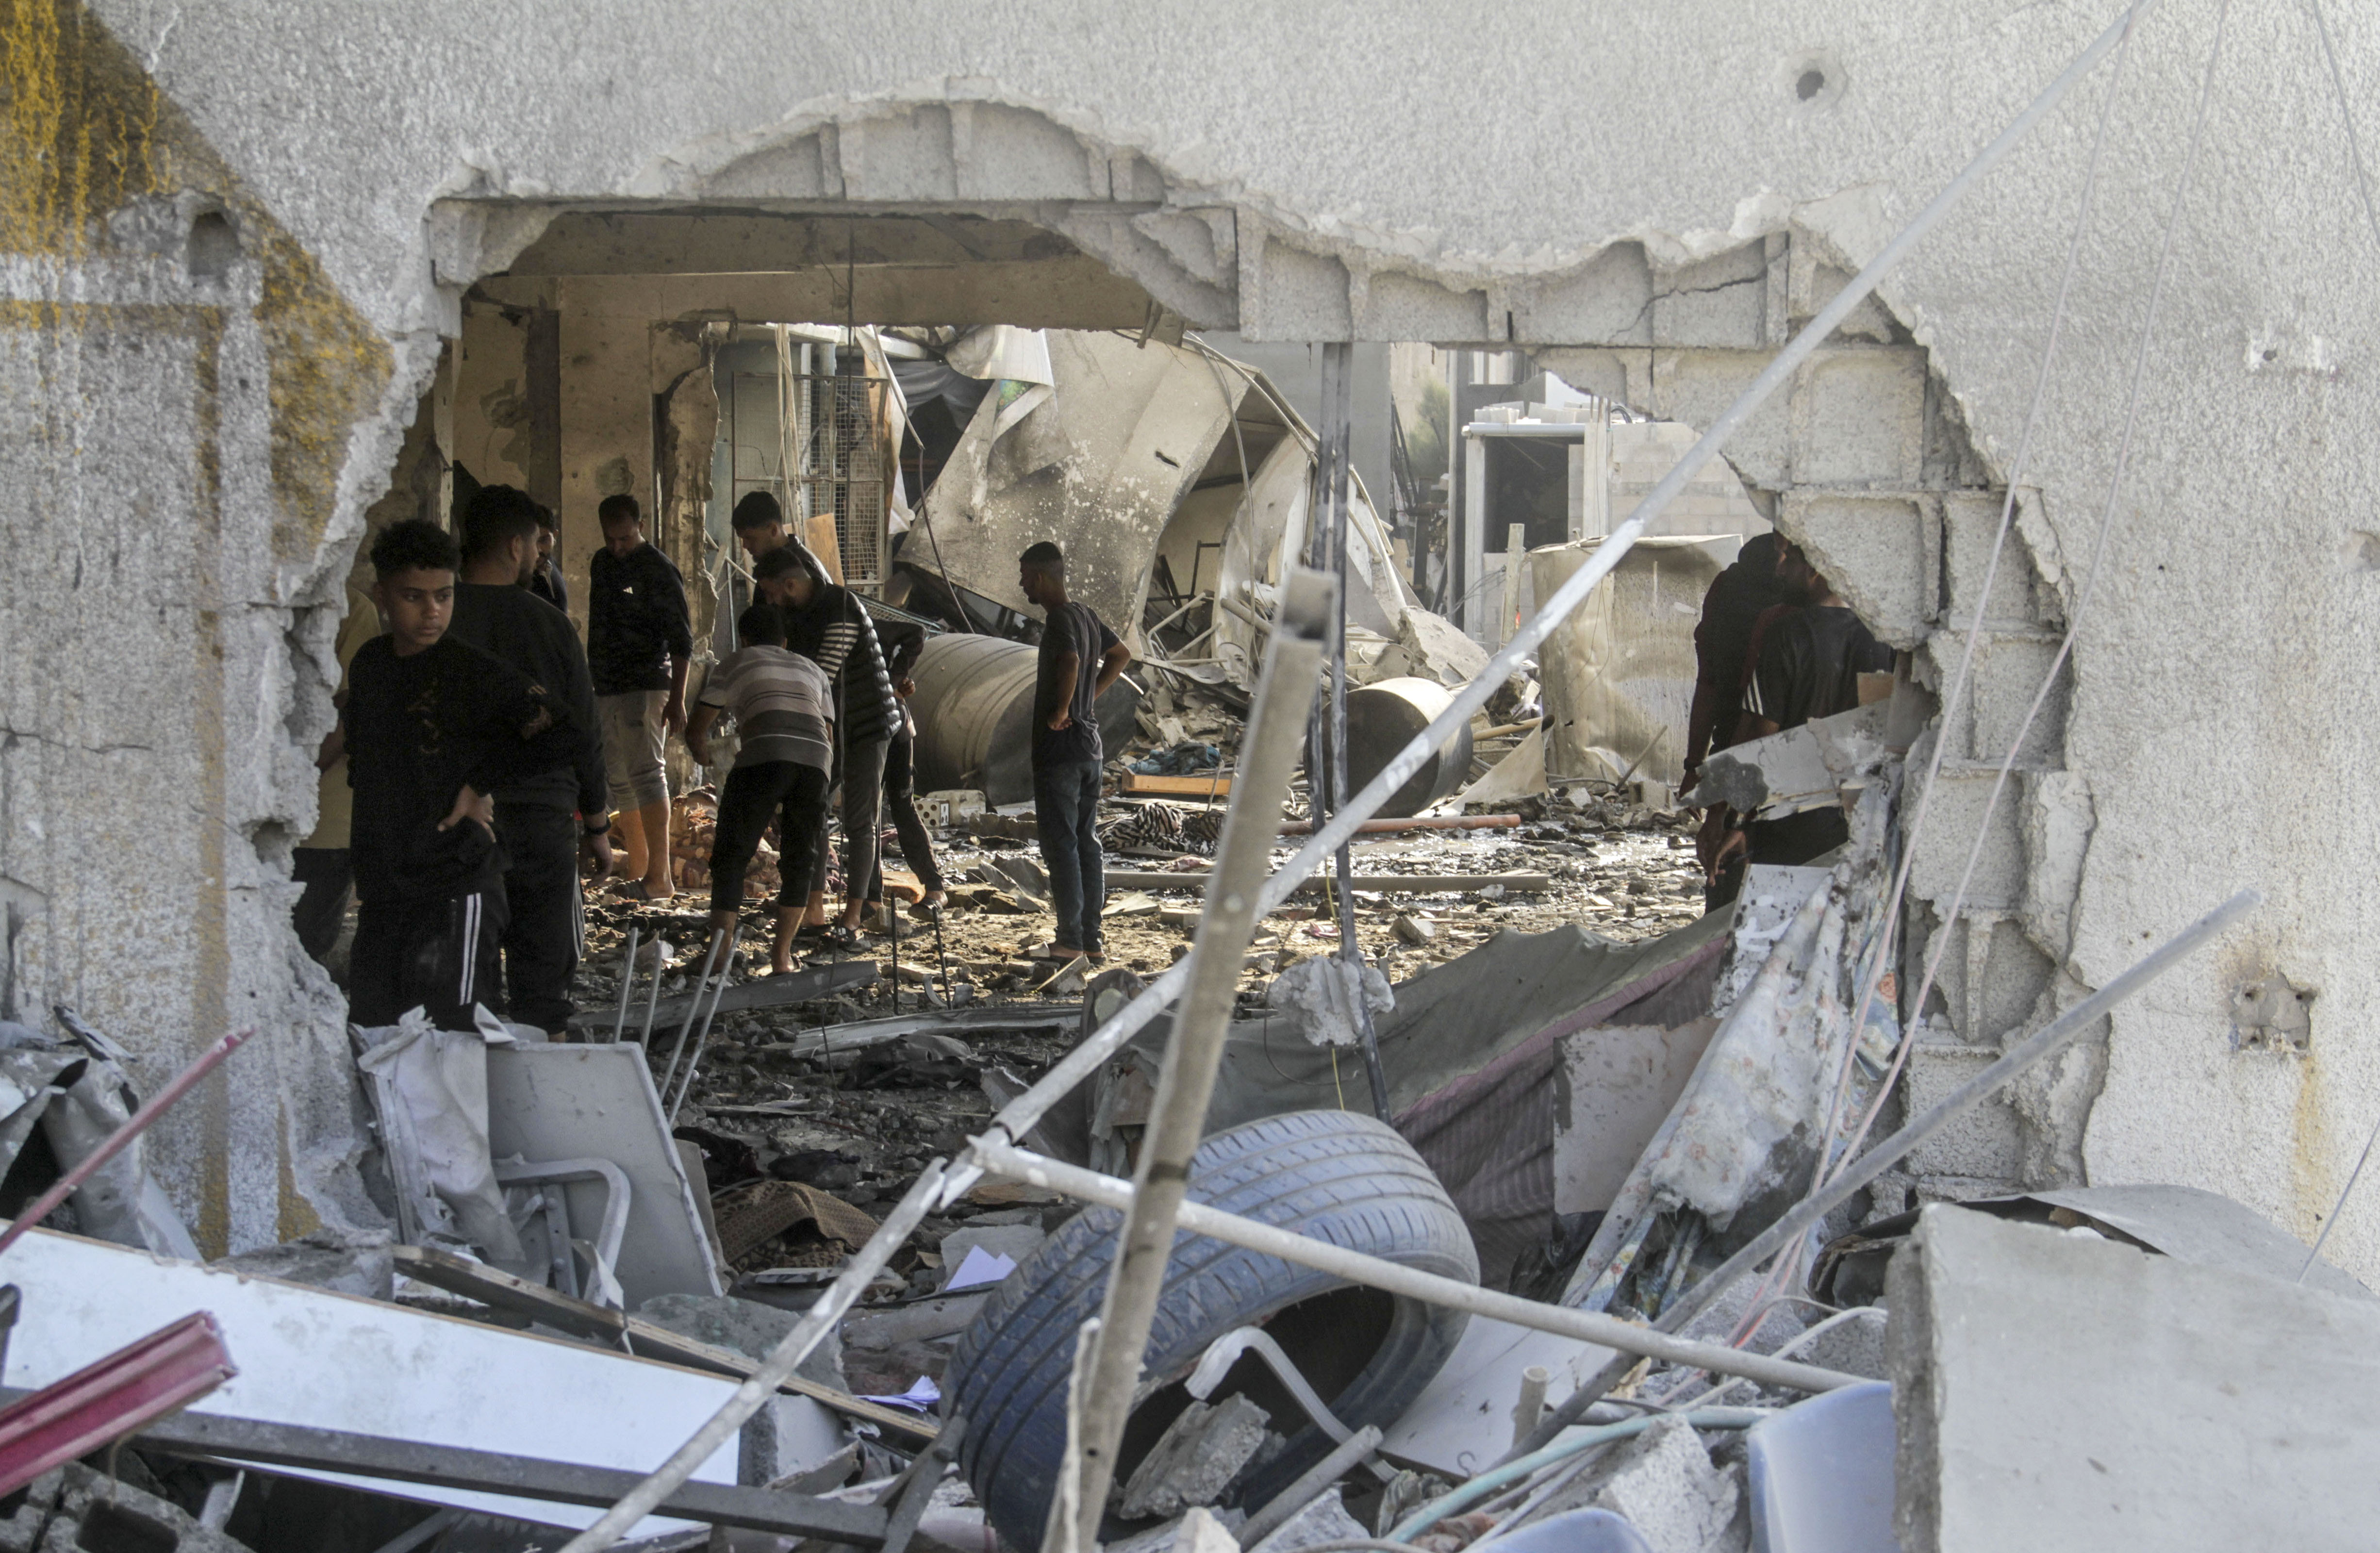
[1530,536,1735,786]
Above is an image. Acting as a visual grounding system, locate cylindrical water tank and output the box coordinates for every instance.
[1339,677,1473,818]
[909,634,1143,806]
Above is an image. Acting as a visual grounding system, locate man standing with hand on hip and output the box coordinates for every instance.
[1019,542,1130,968]
[588,494,692,902]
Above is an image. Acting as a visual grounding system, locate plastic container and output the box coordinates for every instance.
[1477,1507,1655,1553]
[1744,1380,1900,1553]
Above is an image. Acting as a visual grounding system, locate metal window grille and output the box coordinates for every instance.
[787,371,890,594]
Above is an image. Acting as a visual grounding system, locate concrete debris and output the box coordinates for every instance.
[1684,702,1891,818]
[1566,782,1896,1311]
[1263,956,1394,1048]
[1889,1206,2380,1552]
[0,1463,249,1553]
[1562,1417,1744,1553]
[1247,1487,1371,1553]
[1117,1395,1274,1520]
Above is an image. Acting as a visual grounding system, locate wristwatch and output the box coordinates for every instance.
[582,815,612,837]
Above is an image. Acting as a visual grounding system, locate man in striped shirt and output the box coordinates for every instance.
[687,604,836,975]
[754,545,902,948]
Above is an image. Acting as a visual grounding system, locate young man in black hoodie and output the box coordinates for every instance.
[343,519,582,1028]
[449,485,614,1035]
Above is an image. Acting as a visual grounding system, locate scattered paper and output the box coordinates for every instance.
[860,1375,942,1412]
[944,1244,1019,1292]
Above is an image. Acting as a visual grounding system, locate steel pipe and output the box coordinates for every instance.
[1045,569,1336,1553]
[969,1138,1862,1398]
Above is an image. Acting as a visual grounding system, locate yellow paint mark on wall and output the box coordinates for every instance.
[1,1,396,1248]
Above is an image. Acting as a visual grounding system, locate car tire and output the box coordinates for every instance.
[946,1108,1478,1549]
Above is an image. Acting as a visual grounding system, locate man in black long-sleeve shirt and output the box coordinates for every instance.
[344,519,583,1029]
[450,485,615,1035]
[755,544,900,944]
[588,494,693,901]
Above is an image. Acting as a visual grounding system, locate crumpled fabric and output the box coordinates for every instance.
[1127,742,1221,776]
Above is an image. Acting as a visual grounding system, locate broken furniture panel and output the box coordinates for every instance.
[1550,1016,1721,1219]
[483,1043,725,1307]
[0,1227,741,1536]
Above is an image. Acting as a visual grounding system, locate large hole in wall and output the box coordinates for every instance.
[310,202,1965,1000]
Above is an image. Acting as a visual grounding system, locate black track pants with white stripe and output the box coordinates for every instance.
[349,888,510,1030]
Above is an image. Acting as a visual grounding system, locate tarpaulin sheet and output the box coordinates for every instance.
[1111,909,1734,1282]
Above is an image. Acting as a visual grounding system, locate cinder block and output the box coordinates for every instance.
[1901,1042,2023,1179]
[1904,766,2025,910]
[1792,347,1927,486]
[1888,1207,2380,1553]
[1939,490,2053,628]
[1961,632,2067,767]
[1782,490,1929,647]
[1651,242,1769,348]
[1512,241,1654,345]
[1243,232,1353,340]
[1636,349,1790,487]
[839,105,959,201]
[1362,268,1490,340]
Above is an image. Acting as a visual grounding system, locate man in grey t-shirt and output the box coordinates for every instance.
[1020,542,1131,962]
[687,603,836,975]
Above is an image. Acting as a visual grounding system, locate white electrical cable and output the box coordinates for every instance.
[1832,0,2234,1174]
[1810,0,2147,1187]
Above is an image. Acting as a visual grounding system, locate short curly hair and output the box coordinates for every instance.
[370,517,459,579]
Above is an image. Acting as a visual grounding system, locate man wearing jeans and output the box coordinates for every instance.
[1020,542,1130,965]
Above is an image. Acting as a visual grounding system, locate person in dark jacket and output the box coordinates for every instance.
[526,501,569,613]
[754,544,900,946]
[343,519,582,1029]
[588,494,693,901]
[449,484,615,1035]
[1681,531,1787,796]
[1706,546,1893,886]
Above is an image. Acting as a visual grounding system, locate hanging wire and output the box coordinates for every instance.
[1810,0,2147,1189]
[1833,0,2234,1181]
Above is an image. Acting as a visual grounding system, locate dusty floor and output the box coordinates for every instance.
[571,787,1706,1320]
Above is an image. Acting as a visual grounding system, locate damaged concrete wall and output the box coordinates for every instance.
[0,0,396,1251]
[19,0,2377,1276]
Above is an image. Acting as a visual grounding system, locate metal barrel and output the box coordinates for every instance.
[909,634,1143,806]
[1340,677,1473,817]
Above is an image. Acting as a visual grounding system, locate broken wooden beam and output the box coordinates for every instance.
[1120,771,1232,799]
[565,958,878,1034]
[1104,869,1554,896]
